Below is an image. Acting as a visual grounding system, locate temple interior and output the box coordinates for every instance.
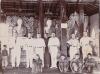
[0,0,100,73]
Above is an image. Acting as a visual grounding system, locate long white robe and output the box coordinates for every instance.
[48,37,60,68]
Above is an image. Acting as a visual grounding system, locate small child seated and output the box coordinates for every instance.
[70,53,83,73]
[32,54,42,73]
[58,54,69,73]
[83,53,96,73]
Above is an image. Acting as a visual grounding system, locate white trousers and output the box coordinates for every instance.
[70,47,79,61]
[2,56,8,67]
[49,46,58,68]
[82,45,92,59]
[11,48,21,67]
[35,47,44,67]
[26,47,34,68]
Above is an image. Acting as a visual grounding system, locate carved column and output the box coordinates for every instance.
[60,0,67,55]
[0,0,2,71]
[0,0,1,22]
[79,5,84,38]
[0,41,2,71]
[39,0,44,38]
[99,0,100,57]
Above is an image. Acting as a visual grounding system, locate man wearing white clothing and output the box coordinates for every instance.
[25,33,35,68]
[67,34,80,61]
[80,32,93,59]
[34,34,46,67]
[8,36,16,67]
[48,33,60,68]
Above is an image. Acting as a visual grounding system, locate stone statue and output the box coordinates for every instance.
[13,18,27,37]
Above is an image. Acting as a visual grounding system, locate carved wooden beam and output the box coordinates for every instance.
[39,0,44,37]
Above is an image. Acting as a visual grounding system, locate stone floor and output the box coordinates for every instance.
[1,67,100,74]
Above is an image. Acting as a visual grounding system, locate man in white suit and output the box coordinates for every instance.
[34,34,45,67]
[67,34,80,61]
[80,32,93,59]
[48,33,60,68]
[25,33,35,68]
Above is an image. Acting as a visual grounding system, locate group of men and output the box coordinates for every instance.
[2,31,94,69]
[67,31,93,61]
[1,18,94,69]
[2,32,60,69]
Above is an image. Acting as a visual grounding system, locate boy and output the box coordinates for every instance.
[2,45,8,68]
[32,54,42,73]
[83,53,96,73]
[58,54,69,73]
[70,53,83,73]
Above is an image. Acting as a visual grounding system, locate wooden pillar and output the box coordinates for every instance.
[0,0,1,22]
[0,41,2,72]
[79,5,84,38]
[60,0,67,55]
[0,0,2,72]
[39,0,44,38]
[99,0,100,57]
[86,16,91,37]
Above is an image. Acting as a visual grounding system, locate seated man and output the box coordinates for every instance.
[32,54,42,73]
[70,53,83,73]
[58,54,69,73]
[83,53,96,73]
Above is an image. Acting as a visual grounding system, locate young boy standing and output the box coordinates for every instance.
[2,45,8,68]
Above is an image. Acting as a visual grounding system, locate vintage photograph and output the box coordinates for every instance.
[0,0,99,74]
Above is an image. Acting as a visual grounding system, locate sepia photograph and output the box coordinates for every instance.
[0,0,100,74]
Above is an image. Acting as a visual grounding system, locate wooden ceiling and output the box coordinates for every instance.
[1,0,99,17]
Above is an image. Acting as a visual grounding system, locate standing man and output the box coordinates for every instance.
[48,33,60,68]
[67,34,80,61]
[80,32,93,59]
[2,45,8,68]
[34,34,45,67]
[25,33,35,68]
[8,34,17,67]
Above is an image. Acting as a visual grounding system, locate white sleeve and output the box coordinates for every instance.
[67,40,71,45]
[42,39,46,47]
[80,38,83,46]
[77,40,80,48]
[48,38,52,46]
